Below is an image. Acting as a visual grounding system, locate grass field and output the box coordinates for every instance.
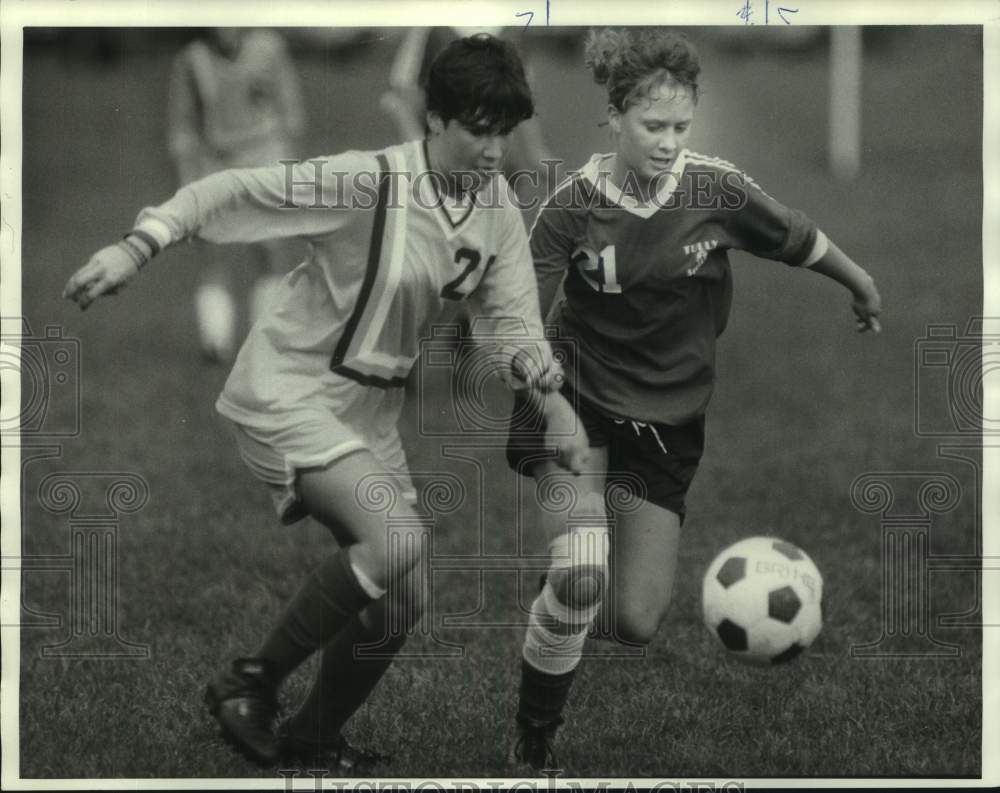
[14,25,984,780]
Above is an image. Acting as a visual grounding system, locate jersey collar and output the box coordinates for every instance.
[580,149,688,219]
[417,139,476,235]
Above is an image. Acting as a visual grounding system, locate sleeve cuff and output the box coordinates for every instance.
[801,229,829,268]
[132,217,174,252]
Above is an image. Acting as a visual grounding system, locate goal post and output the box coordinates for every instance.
[829,26,863,181]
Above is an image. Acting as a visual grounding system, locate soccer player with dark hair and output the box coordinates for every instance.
[381,27,552,185]
[64,32,588,771]
[506,27,882,772]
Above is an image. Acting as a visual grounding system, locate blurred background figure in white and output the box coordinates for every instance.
[168,27,306,362]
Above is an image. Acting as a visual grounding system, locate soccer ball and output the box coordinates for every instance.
[702,536,823,664]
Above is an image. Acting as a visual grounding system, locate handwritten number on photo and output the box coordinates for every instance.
[516,0,550,27]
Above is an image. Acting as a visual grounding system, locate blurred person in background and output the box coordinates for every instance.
[505,27,882,773]
[168,27,306,362]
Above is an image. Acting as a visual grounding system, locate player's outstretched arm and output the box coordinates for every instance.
[62,238,150,310]
[806,239,883,333]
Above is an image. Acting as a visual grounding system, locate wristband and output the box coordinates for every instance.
[118,237,149,270]
[128,228,162,257]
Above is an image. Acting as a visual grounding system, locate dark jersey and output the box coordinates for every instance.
[531,150,828,425]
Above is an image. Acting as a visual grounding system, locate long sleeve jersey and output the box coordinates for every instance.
[134,140,553,430]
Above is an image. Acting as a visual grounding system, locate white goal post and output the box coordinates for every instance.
[829,26,863,181]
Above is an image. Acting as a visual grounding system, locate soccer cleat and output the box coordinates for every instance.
[277,722,387,773]
[204,658,280,765]
[508,719,561,774]
[195,282,237,363]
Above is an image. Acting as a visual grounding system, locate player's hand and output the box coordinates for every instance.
[852,279,883,334]
[62,244,141,310]
[542,391,591,475]
[511,347,565,393]
[556,435,591,476]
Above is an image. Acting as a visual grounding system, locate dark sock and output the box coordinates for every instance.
[257,549,374,683]
[517,661,577,729]
[285,603,407,746]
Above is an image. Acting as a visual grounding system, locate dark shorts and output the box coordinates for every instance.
[505,388,705,521]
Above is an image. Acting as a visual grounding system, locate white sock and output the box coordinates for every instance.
[195,282,236,362]
[521,593,589,676]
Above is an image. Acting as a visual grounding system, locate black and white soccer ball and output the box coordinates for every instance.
[702,536,823,664]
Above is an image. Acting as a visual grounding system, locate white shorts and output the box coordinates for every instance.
[227,399,416,525]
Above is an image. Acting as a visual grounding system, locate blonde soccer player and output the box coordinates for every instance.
[505,28,883,772]
[65,34,588,771]
[168,28,306,362]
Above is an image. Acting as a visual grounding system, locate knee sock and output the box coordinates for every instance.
[256,549,377,684]
[284,604,407,745]
[516,588,592,729]
[517,525,608,729]
[517,659,577,730]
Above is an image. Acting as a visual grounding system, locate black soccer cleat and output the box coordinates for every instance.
[204,658,281,765]
[278,721,388,773]
[508,718,561,774]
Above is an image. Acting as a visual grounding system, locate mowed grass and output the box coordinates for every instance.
[17,27,982,779]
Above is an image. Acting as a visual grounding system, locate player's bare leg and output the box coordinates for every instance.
[602,501,682,645]
[206,450,427,766]
[510,450,609,773]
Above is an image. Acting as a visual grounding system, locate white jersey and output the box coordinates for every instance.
[134,140,553,432]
